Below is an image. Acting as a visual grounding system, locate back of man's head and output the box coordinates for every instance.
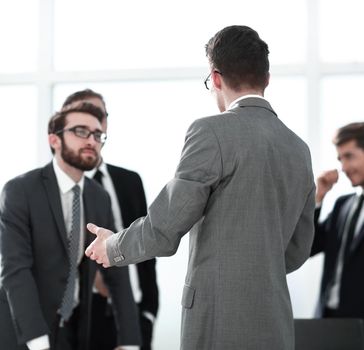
[62,89,108,117]
[333,122,364,150]
[205,25,269,91]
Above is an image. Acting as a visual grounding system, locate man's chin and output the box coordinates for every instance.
[350,180,364,188]
[77,158,99,171]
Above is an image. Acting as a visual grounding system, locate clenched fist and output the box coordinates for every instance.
[316,169,339,204]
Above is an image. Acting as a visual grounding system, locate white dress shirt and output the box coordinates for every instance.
[27,159,85,350]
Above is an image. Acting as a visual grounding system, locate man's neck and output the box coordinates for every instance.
[225,88,263,107]
[55,154,83,183]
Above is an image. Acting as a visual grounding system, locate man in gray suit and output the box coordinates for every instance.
[85,25,315,349]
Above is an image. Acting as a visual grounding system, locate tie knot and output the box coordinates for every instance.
[93,169,103,184]
[72,184,81,196]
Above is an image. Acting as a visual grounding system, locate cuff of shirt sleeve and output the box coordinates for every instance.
[142,311,156,323]
[106,233,125,266]
[26,335,50,350]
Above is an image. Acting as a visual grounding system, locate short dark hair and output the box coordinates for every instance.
[62,89,108,117]
[48,101,105,135]
[333,122,364,150]
[205,25,270,91]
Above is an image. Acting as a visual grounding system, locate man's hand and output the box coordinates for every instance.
[94,270,110,297]
[85,223,113,268]
[316,169,339,204]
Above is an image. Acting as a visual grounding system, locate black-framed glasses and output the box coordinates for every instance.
[56,125,107,143]
[204,73,212,90]
[204,70,222,90]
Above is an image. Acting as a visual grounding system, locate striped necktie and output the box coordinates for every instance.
[59,184,81,323]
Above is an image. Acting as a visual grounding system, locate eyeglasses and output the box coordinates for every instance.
[203,70,222,90]
[56,125,107,143]
[204,73,211,90]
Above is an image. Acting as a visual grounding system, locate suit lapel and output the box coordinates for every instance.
[41,163,68,252]
[107,165,128,224]
[349,197,364,253]
[338,195,364,256]
[351,225,364,253]
[337,196,354,241]
[83,178,96,246]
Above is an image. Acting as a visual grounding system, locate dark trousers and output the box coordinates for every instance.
[90,294,117,350]
[323,307,346,318]
[139,311,153,350]
[90,294,154,350]
[52,306,88,350]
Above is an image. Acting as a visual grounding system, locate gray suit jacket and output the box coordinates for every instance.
[0,163,141,349]
[107,98,315,350]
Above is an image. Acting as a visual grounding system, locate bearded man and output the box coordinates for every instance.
[0,102,141,350]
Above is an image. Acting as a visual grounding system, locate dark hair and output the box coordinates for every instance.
[333,122,364,150]
[205,25,269,91]
[48,102,105,135]
[62,89,108,117]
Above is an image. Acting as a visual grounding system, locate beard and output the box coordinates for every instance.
[61,140,99,171]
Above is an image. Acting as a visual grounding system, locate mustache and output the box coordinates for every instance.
[80,147,97,155]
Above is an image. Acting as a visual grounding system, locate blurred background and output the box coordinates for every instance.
[1,0,364,348]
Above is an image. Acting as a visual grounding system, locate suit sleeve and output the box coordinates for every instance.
[0,179,49,344]
[106,119,222,266]
[310,206,326,256]
[285,183,316,274]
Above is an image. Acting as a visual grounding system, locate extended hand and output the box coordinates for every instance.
[316,169,339,204]
[85,223,113,268]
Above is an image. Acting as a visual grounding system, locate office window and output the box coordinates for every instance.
[0,0,39,73]
[54,0,306,71]
[266,76,307,140]
[321,75,364,169]
[319,0,364,62]
[54,80,217,201]
[2,0,364,348]
[0,86,38,190]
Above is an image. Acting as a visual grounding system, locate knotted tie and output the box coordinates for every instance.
[93,169,103,185]
[59,184,81,323]
[344,194,364,262]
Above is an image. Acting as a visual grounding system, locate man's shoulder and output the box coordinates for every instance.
[336,193,356,205]
[186,114,224,136]
[105,163,141,180]
[3,165,48,189]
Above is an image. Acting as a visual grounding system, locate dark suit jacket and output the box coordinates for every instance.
[311,193,364,317]
[0,162,141,349]
[107,164,159,319]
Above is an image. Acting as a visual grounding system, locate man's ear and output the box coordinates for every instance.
[48,133,61,151]
[264,72,270,89]
[212,70,223,91]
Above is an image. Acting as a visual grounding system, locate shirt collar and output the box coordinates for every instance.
[228,94,266,110]
[85,160,107,178]
[52,158,85,194]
